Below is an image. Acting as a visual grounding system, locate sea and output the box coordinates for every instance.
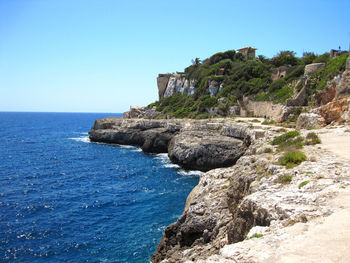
[0,112,200,263]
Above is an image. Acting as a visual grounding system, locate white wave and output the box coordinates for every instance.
[131,148,142,152]
[164,163,181,169]
[178,169,203,176]
[119,145,137,149]
[154,153,169,159]
[69,136,90,143]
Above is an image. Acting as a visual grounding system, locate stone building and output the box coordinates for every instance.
[330,49,348,58]
[237,47,257,59]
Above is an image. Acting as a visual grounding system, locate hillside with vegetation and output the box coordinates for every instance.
[149,49,348,119]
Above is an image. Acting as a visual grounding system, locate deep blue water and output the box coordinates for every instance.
[0,112,199,263]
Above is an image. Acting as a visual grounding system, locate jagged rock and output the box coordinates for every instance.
[168,130,247,171]
[89,118,179,152]
[123,105,160,119]
[141,129,174,153]
[89,118,251,171]
[157,74,171,99]
[296,112,325,129]
[318,96,350,124]
[158,74,197,99]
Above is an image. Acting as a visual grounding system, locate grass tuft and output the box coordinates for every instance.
[249,234,263,239]
[280,151,307,168]
[298,181,310,189]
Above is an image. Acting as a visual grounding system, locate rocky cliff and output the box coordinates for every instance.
[157,74,197,100]
[89,118,258,171]
[157,74,225,100]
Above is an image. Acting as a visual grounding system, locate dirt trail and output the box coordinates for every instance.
[319,128,350,161]
[270,188,350,263]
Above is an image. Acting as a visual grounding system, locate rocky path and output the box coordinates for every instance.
[319,126,350,161]
[269,187,350,263]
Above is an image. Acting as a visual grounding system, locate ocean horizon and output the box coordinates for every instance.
[0,112,199,262]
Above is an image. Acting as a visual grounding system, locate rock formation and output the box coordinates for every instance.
[157,74,196,100]
[123,105,160,119]
[89,118,252,171]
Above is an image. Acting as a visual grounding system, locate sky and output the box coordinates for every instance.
[0,0,349,113]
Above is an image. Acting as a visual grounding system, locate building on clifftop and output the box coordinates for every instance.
[330,48,348,58]
[237,47,257,59]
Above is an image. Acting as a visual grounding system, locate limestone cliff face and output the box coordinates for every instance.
[157,74,225,100]
[157,74,197,100]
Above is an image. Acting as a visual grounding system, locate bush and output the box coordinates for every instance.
[280,151,307,168]
[305,132,321,145]
[271,131,300,145]
[272,50,299,67]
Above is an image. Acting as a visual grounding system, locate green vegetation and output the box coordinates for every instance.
[271,131,303,150]
[298,180,310,189]
[249,234,263,239]
[280,151,307,168]
[271,131,308,168]
[307,53,349,100]
[274,174,293,184]
[149,49,349,119]
[305,132,321,145]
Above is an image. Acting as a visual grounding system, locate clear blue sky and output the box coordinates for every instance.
[1,0,349,113]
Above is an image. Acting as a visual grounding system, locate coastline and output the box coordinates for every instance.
[89,116,350,262]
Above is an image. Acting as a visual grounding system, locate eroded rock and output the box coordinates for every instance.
[168,131,247,171]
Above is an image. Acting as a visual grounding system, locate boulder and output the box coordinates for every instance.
[296,112,324,129]
[168,130,247,171]
[304,63,325,78]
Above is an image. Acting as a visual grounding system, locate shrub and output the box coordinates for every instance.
[298,180,310,189]
[271,131,300,145]
[274,174,293,184]
[280,151,307,168]
[305,132,321,145]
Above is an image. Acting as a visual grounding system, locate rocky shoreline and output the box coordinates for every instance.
[89,118,258,171]
[89,117,350,262]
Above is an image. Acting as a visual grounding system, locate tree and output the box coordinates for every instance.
[301,52,317,65]
[192,57,202,67]
[272,50,298,67]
